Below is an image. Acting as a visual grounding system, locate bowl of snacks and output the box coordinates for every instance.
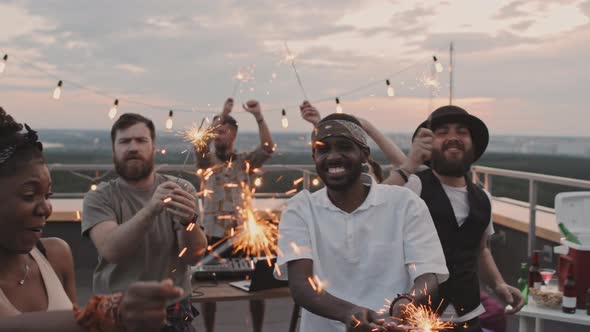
[529,287,562,309]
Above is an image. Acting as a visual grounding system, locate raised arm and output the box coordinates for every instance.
[195,98,235,169]
[382,128,433,185]
[357,117,408,167]
[243,100,274,154]
[299,100,321,127]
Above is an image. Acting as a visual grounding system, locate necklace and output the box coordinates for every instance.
[18,264,30,286]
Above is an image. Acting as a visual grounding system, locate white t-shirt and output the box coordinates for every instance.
[405,174,494,323]
[275,174,449,332]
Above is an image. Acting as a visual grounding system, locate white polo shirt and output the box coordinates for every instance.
[275,175,449,332]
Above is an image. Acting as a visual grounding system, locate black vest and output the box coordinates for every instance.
[416,169,491,316]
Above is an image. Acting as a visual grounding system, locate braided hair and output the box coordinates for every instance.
[0,107,44,177]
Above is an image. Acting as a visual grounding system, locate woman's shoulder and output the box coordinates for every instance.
[38,238,74,272]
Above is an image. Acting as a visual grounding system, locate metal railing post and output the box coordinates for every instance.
[303,171,311,191]
[484,173,492,193]
[527,179,538,258]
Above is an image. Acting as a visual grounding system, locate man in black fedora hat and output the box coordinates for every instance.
[384,105,525,331]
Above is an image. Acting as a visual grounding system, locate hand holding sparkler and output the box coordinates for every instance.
[242,100,263,120]
[164,187,198,226]
[406,128,433,169]
[345,307,404,332]
[299,100,321,126]
[148,182,196,223]
[221,97,234,119]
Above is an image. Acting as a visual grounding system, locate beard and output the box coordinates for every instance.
[114,153,154,182]
[316,160,363,192]
[431,143,475,177]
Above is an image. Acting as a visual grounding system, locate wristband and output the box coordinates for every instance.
[74,293,126,332]
[389,293,415,316]
[395,168,409,183]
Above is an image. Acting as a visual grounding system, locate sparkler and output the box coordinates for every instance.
[180,118,219,152]
[396,302,454,332]
[231,182,280,258]
[284,41,308,100]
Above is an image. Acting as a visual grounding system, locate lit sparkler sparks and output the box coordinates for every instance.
[180,120,219,152]
[419,74,441,95]
[396,302,454,332]
[307,275,327,294]
[230,182,280,258]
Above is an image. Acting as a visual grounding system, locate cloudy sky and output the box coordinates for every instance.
[1,0,589,136]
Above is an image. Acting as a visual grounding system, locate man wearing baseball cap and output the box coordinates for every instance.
[274,111,449,332]
[389,105,525,331]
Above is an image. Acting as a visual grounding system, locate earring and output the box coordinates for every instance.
[361,162,369,173]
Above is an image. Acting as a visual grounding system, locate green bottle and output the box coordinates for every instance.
[517,262,529,305]
[559,223,581,245]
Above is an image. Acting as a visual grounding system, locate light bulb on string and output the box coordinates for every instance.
[0,54,7,74]
[90,182,98,191]
[254,177,263,187]
[281,109,289,129]
[433,56,443,73]
[312,178,321,186]
[108,99,119,119]
[165,110,174,131]
[386,79,395,97]
[335,97,343,113]
[52,80,63,100]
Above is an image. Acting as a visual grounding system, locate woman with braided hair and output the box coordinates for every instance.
[0,107,186,332]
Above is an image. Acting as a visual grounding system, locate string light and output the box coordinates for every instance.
[165,110,174,131]
[433,56,443,73]
[108,99,119,119]
[312,178,320,186]
[386,79,395,97]
[0,54,7,74]
[254,177,263,187]
[335,97,343,113]
[1,49,436,118]
[281,109,289,129]
[90,182,98,191]
[52,80,63,100]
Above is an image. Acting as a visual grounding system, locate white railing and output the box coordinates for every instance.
[471,165,590,257]
[48,163,590,257]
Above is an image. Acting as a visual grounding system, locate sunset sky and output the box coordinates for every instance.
[1,0,589,136]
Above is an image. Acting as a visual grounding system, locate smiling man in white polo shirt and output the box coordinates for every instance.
[275,112,449,332]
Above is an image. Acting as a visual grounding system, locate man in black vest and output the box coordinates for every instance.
[387,105,525,331]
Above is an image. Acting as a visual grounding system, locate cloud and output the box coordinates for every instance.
[494,0,528,20]
[1,0,589,136]
[510,20,535,31]
[420,31,539,53]
[116,63,147,74]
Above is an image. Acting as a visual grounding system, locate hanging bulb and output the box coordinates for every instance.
[165,110,174,131]
[335,97,343,113]
[433,55,444,73]
[108,99,119,119]
[52,80,63,100]
[312,178,321,186]
[254,177,263,187]
[90,182,98,191]
[281,109,289,129]
[0,54,7,74]
[386,79,395,97]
